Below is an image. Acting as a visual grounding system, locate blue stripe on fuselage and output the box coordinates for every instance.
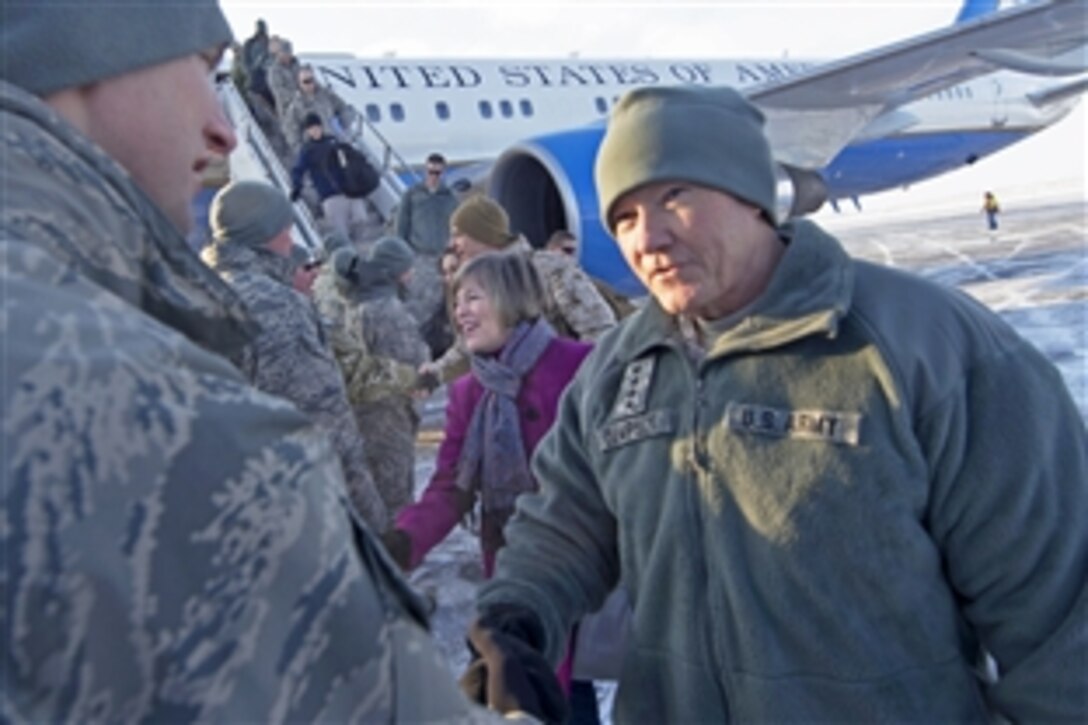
[824,129,1030,200]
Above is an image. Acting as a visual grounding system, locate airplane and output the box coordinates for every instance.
[284,0,1087,296]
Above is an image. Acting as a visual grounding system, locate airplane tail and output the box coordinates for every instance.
[954,0,1031,24]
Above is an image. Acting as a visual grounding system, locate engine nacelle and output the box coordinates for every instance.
[773,163,830,221]
[489,125,829,297]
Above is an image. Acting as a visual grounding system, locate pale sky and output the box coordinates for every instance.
[220,0,1086,214]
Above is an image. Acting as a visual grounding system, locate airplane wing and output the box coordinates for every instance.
[748,0,1088,168]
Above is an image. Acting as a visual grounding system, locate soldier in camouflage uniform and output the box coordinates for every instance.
[200,181,388,531]
[283,64,356,154]
[332,239,432,518]
[1,5,520,720]
[427,194,617,383]
[311,261,422,423]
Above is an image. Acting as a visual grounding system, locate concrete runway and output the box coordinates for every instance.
[407,194,1087,695]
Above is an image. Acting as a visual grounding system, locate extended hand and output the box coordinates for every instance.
[459,607,568,723]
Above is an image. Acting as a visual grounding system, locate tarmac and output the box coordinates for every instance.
[407,194,1087,707]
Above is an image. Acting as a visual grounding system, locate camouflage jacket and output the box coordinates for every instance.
[312,270,421,404]
[284,85,355,151]
[265,56,300,119]
[2,80,500,723]
[523,241,617,340]
[358,287,432,371]
[200,242,388,530]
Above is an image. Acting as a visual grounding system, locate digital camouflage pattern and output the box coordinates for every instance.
[283,83,355,153]
[200,241,389,531]
[1,79,509,723]
[265,55,300,123]
[525,244,617,340]
[311,269,421,405]
[356,291,432,517]
[403,253,447,331]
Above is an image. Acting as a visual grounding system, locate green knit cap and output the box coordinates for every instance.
[594,86,777,232]
[450,195,516,249]
[2,1,232,97]
[210,182,294,249]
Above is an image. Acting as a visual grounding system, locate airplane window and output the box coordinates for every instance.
[519,99,534,117]
[478,100,493,119]
[499,100,513,118]
[436,101,450,120]
[390,103,405,122]
[366,103,381,123]
[595,97,608,114]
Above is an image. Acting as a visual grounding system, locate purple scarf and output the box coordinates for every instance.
[455,319,555,524]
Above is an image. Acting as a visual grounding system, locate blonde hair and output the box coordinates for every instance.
[453,252,545,328]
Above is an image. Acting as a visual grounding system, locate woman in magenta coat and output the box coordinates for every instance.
[383,251,592,577]
[381,251,598,721]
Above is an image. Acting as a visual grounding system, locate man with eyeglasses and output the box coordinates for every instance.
[283,63,355,155]
[397,152,461,354]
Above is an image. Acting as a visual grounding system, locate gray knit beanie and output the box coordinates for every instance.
[2,1,233,97]
[594,86,777,231]
[323,231,352,255]
[332,247,362,283]
[369,236,415,279]
[210,182,294,249]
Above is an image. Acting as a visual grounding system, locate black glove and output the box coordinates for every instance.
[379,528,412,571]
[289,187,301,202]
[413,369,441,394]
[459,604,568,724]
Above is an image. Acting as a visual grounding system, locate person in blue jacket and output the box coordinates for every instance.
[289,112,368,241]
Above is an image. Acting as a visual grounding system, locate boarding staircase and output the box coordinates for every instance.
[216,78,418,254]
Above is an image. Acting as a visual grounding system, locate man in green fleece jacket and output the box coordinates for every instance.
[462,86,1088,722]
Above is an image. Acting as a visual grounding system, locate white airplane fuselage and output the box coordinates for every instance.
[306,56,1077,196]
[294,53,1081,295]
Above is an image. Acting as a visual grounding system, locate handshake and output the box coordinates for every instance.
[377,531,567,723]
[460,604,569,724]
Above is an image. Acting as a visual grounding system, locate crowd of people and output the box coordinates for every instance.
[3,3,1086,724]
[231,19,377,246]
[232,20,356,160]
